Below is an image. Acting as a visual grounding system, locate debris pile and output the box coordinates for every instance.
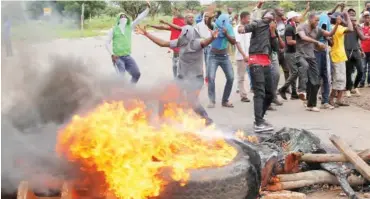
[237,127,370,199]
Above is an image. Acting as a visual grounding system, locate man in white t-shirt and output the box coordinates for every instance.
[234,11,252,102]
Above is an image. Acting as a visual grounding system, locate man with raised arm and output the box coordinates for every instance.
[135,25,218,125]
[105,2,150,84]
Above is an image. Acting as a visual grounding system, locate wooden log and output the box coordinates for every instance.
[266,171,365,191]
[330,135,370,181]
[17,181,38,199]
[301,149,370,162]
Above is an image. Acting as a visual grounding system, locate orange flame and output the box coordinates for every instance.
[235,130,259,144]
[56,100,237,199]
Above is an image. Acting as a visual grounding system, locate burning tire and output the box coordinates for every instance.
[155,141,261,199]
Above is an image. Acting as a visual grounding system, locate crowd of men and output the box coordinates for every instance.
[106,1,370,133]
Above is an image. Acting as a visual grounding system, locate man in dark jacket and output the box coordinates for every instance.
[238,10,279,133]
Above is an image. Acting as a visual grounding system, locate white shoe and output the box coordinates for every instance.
[320,103,335,110]
[345,91,352,97]
[306,107,320,112]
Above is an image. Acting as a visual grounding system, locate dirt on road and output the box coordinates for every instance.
[347,87,370,111]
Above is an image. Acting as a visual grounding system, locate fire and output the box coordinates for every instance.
[56,100,237,199]
[235,130,259,144]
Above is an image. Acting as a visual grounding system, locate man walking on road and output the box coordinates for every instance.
[238,10,280,132]
[278,11,303,100]
[296,13,340,112]
[105,2,150,84]
[135,25,218,125]
[234,11,252,103]
[360,11,370,87]
[207,14,236,108]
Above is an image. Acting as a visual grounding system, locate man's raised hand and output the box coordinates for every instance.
[146,0,151,8]
[135,25,147,35]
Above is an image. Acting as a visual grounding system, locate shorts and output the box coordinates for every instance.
[332,62,346,90]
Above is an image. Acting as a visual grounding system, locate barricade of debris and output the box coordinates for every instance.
[236,127,370,199]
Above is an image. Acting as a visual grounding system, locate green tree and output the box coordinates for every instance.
[159,0,173,16]
[115,1,148,19]
[279,1,296,11]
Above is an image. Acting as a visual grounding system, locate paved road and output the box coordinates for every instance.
[10,31,370,149]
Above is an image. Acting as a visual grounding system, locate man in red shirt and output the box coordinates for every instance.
[360,11,370,87]
[149,9,185,78]
[238,10,280,133]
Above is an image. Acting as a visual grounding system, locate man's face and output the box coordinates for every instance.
[185,14,194,25]
[367,3,370,9]
[349,10,356,17]
[228,8,233,14]
[204,14,210,23]
[241,15,250,25]
[310,15,319,28]
[120,14,127,19]
[351,19,357,26]
[365,15,370,23]
[293,16,300,23]
[276,8,285,17]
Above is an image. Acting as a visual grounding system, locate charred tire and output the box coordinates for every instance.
[155,141,261,199]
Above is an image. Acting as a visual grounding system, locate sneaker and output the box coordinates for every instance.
[241,97,251,102]
[207,102,215,108]
[345,90,352,97]
[353,88,361,96]
[359,84,365,88]
[205,118,214,126]
[273,99,283,106]
[320,103,335,110]
[254,122,274,133]
[306,107,320,112]
[298,92,306,101]
[267,106,277,111]
[278,88,287,100]
[329,101,340,108]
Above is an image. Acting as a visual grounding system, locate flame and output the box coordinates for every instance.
[235,130,259,144]
[56,100,237,199]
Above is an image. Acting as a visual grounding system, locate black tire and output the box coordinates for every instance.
[154,140,261,199]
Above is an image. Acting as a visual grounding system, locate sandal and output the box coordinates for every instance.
[222,101,234,108]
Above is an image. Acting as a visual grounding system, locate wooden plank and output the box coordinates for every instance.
[330,135,370,181]
[301,149,370,162]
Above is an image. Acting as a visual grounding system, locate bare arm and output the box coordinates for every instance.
[105,29,113,55]
[161,21,182,31]
[278,35,285,49]
[144,32,170,47]
[201,32,217,48]
[224,30,236,45]
[235,42,247,58]
[131,7,150,28]
[343,11,354,32]
[150,25,171,31]
[329,3,342,14]
[355,25,367,40]
[286,36,296,45]
[300,2,310,22]
[322,23,339,37]
[298,30,319,44]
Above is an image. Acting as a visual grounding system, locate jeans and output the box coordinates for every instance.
[246,66,252,89]
[278,51,290,83]
[172,54,179,78]
[315,51,330,104]
[115,55,141,83]
[299,56,320,107]
[250,64,273,125]
[361,52,370,85]
[208,52,234,104]
[204,45,211,79]
[271,52,280,100]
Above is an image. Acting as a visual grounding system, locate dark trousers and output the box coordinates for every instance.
[361,52,370,85]
[299,56,320,107]
[315,50,330,104]
[278,51,290,83]
[346,50,363,90]
[115,55,141,83]
[250,64,273,125]
[280,52,307,93]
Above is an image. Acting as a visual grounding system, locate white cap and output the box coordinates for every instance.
[287,11,301,20]
[364,11,370,16]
